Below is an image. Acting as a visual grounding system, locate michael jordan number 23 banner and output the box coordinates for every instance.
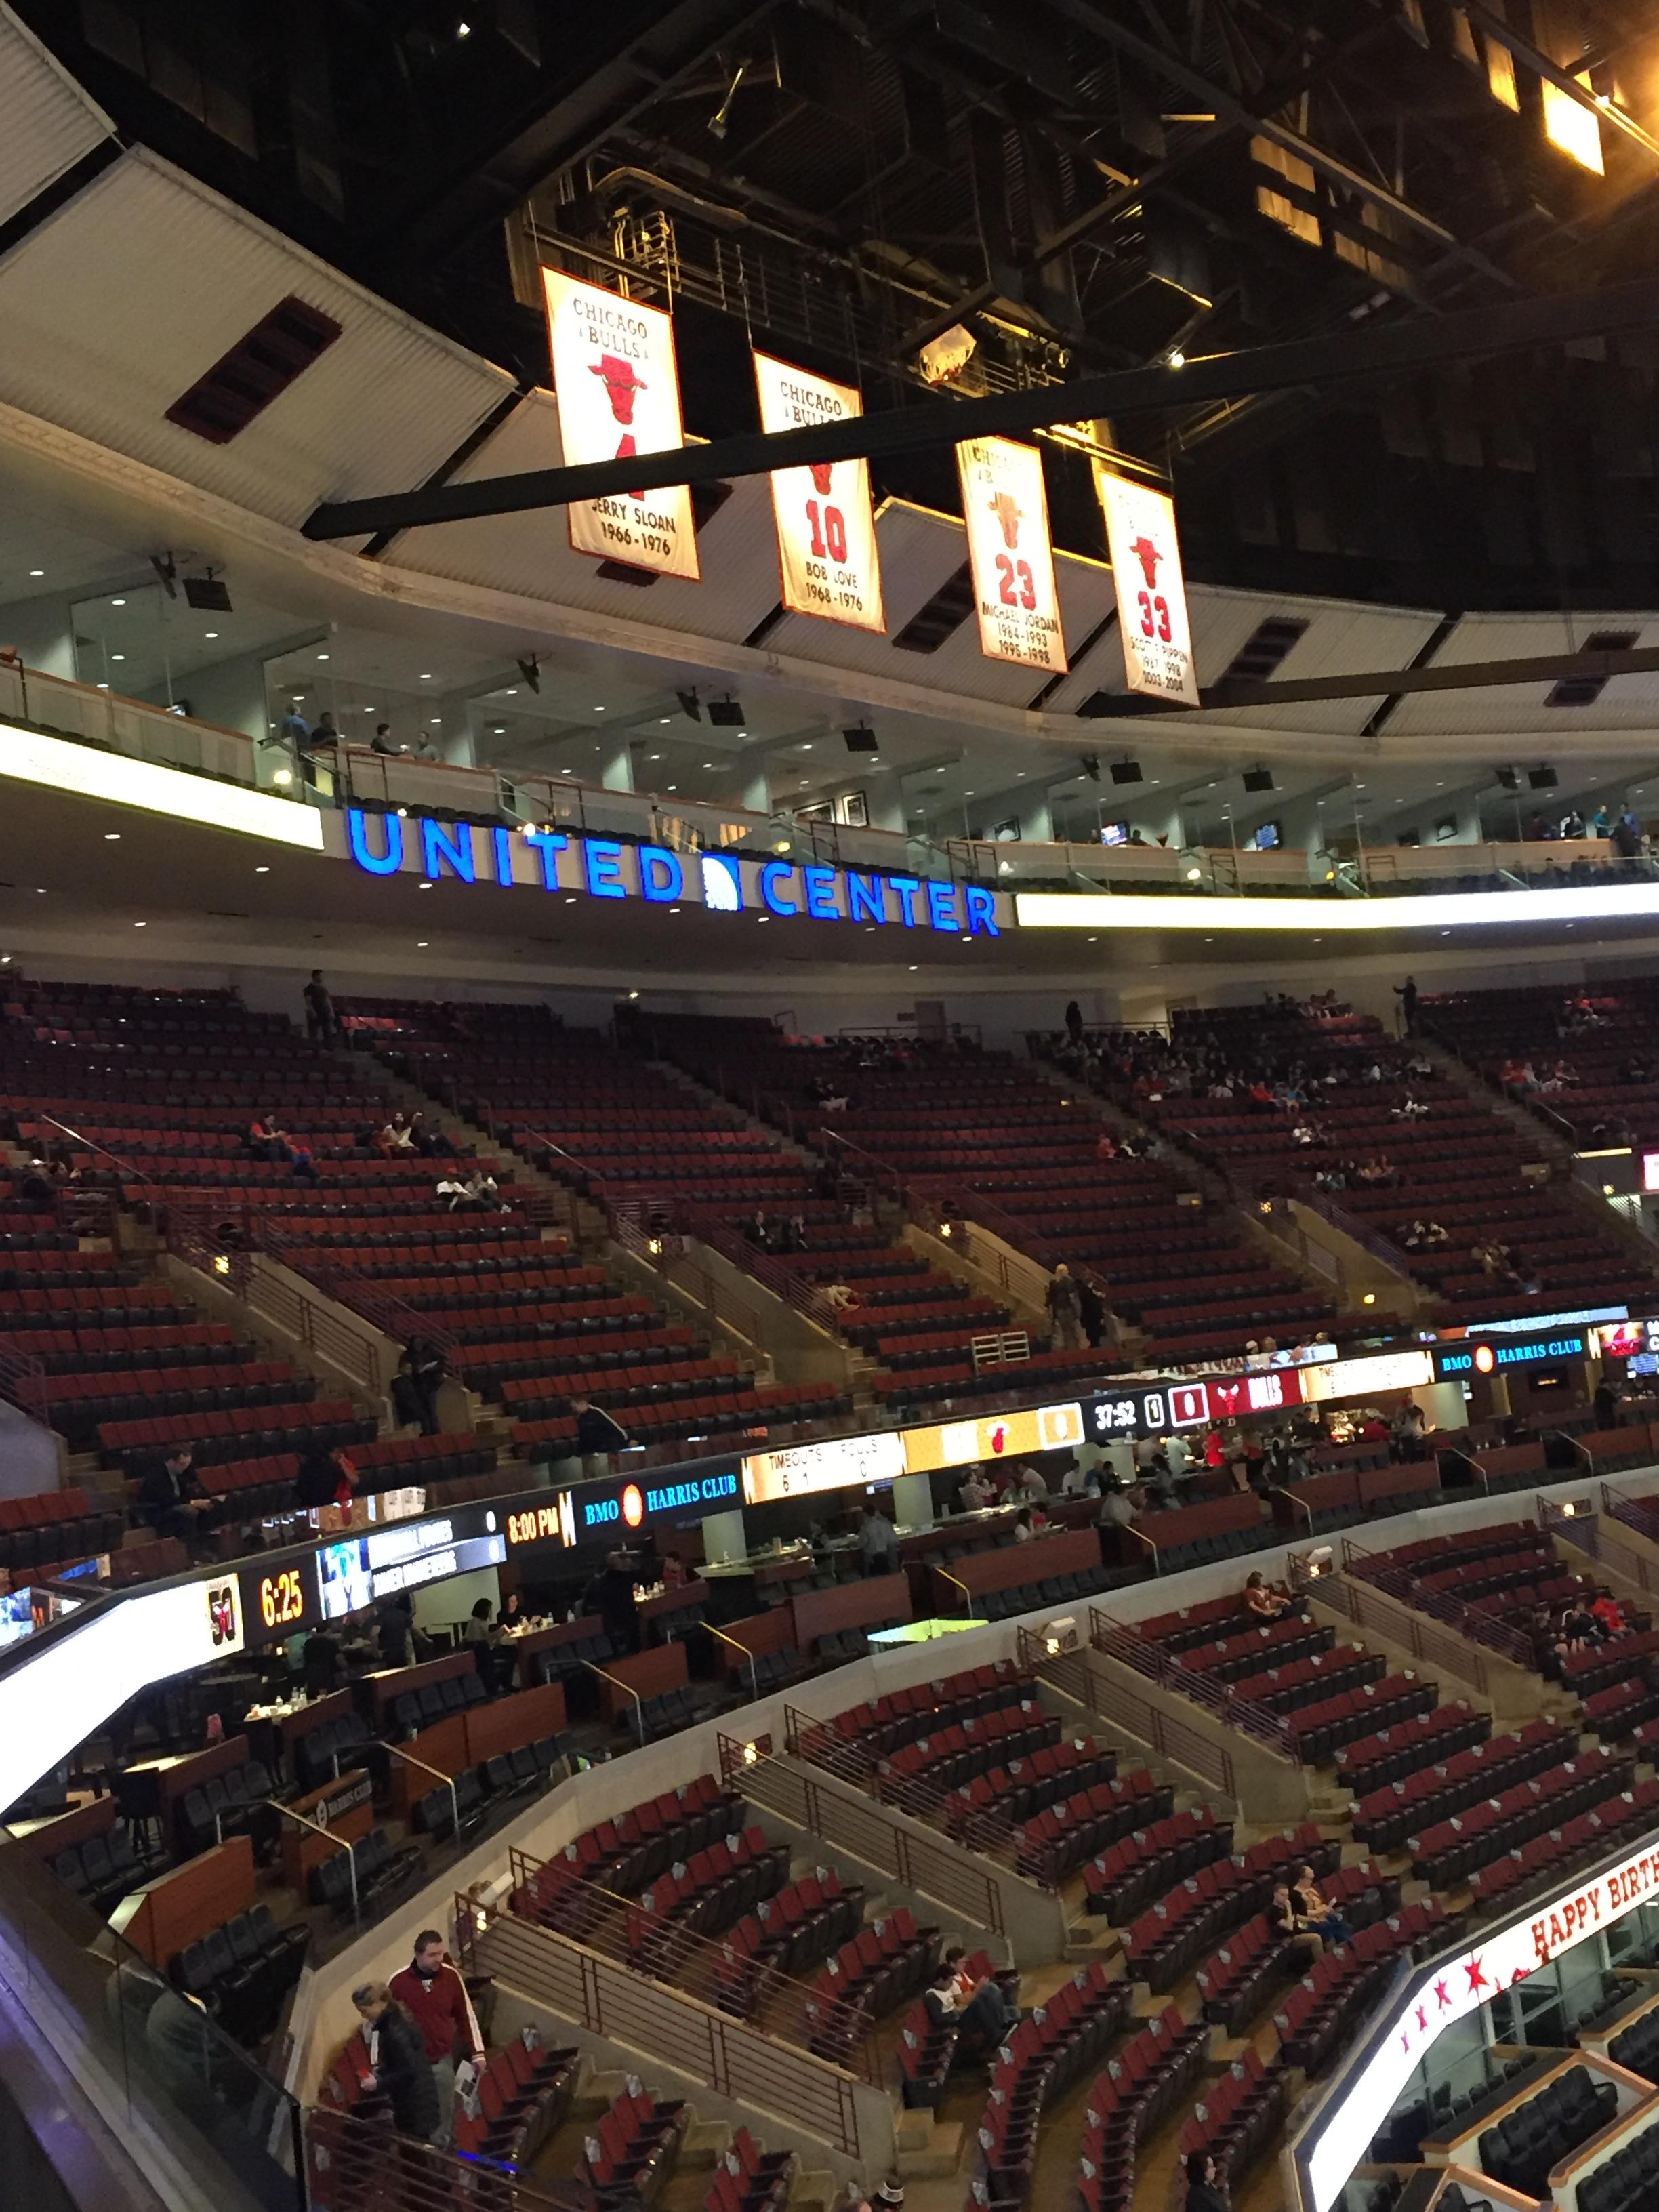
[541,269,700,581]
[1094,465,1198,705]
[754,352,884,632]
[956,437,1067,673]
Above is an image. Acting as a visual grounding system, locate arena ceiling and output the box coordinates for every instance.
[22,0,1659,612]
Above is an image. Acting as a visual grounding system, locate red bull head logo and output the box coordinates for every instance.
[988,1422,1009,1455]
[1129,533,1162,588]
[989,490,1023,549]
[808,462,834,495]
[590,352,647,426]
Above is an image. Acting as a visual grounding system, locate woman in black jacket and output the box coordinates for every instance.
[352,1983,440,2142]
[1184,2151,1228,2212]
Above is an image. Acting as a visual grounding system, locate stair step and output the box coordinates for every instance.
[895,2112,962,2177]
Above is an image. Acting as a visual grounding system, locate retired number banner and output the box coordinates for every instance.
[541,268,699,581]
[1095,465,1198,705]
[955,436,1067,673]
[754,352,884,632]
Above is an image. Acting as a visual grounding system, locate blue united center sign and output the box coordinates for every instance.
[344,810,1008,937]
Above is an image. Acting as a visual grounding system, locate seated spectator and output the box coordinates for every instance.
[1293,1864,1352,1946]
[1591,1593,1626,1638]
[1011,1509,1036,1544]
[821,1280,859,1313]
[294,1443,358,1511]
[956,1467,993,1513]
[1184,2152,1229,2212]
[1010,1464,1049,1505]
[1244,1571,1290,1621]
[18,1157,56,1211]
[380,1113,417,1153]
[137,1445,213,1544]
[1269,1881,1322,1959]
[407,1111,455,1158]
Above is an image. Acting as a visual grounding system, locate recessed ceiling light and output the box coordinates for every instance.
[419,880,433,889]
[110,596,125,606]
[668,907,680,914]
[204,630,218,638]
[964,790,975,796]
[134,920,146,928]
[565,896,576,903]
[594,705,605,711]
[111,653,125,661]
[96,681,108,689]
[660,717,672,724]
[430,717,441,725]
[255,865,270,874]
[316,652,329,661]
[417,940,428,947]
[35,886,45,895]
[801,743,813,751]
[419,673,432,680]
[703,762,715,769]
[506,688,517,696]
[27,569,41,577]
[104,832,120,841]
[649,754,661,761]
[908,964,918,972]
[756,915,770,923]
[666,783,678,790]
[562,766,573,773]
[493,726,504,735]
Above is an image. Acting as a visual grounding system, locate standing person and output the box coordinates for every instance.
[303,968,336,1042]
[1595,1370,1621,1429]
[571,1395,630,1473]
[857,1503,901,1577]
[1076,1276,1105,1350]
[1064,1000,1084,1047]
[389,1930,485,2147]
[352,1982,441,2143]
[371,722,397,756]
[1394,975,1419,1036]
[1046,1263,1085,1350]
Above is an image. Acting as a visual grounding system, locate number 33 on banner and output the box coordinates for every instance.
[753,352,886,634]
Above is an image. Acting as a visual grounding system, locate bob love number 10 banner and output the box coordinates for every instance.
[753,352,884,632]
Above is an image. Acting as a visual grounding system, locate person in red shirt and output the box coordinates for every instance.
[388,1929,484,2146]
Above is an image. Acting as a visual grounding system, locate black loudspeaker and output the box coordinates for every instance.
[842,725,878,753]
[1242,766,1275,793]
[1109,758,1143,785]
[1494,766,1521,792]
[1528,765,1559,790]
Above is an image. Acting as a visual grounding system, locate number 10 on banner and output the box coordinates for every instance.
[754,352,885,633]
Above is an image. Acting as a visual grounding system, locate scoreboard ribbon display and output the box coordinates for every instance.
[754,352,884,632]
[541,268,699,580]
[1094,465,1199,706]
[956,436,1067,673]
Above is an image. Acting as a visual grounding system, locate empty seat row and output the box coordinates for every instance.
[171,1906,310,2045]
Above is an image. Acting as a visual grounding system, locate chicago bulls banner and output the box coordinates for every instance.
[753,352,884,632]
[955,436,1067,673]
[1094,465,1199,705]
[541,268,700,580]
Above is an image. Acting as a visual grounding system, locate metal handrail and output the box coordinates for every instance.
[705,1621,760,1699]
[583,1658,644,1740]
[384,1740,461,1840]
[266,1799,360,1922]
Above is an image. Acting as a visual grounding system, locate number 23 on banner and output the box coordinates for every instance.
[753,352,885,634]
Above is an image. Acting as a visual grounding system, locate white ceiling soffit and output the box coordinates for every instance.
[392,387,783,644]
[1385,610,1659,737]
[0,5,112,228]
[0,148,514,531]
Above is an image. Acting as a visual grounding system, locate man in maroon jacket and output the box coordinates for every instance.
[389,1929,485,2146]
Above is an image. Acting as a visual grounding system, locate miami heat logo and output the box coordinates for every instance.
[590,352,647,495]
[989,491,1023,548]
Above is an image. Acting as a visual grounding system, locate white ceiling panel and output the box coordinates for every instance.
[0,7,111,230]
[391,386,784,647]
[1385,610,1659,737]
[0,149,512,529]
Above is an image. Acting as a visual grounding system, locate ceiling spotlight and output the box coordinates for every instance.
[516,655,541,693]
[104,832,121,841]
[27,569,43,578]
[1167,349,1187,369]
[708,695,745,728]
[110,597,125,606]
[273,769,293,787]
[254,865,270,874]
[676,689,702,722]
[708,59,747,139]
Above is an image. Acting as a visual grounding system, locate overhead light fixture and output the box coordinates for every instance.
[1542,76,1605,175]
[708,695,745,728]
[516,655,541,693]
[1109,758,1143,785]
[917,325,977,386]
[27,569,43,578]
[110,597,125,606]
[272,769,293,787]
